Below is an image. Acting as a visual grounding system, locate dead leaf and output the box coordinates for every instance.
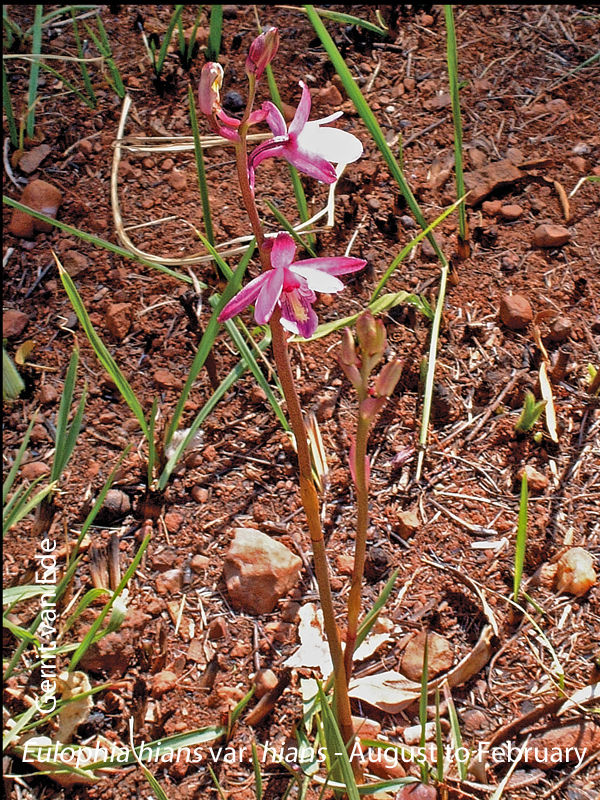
[539,361,558,442]
[56,671,93,743]
[14,340,36,366]
[348,670,420,713]
[553,178,570,222]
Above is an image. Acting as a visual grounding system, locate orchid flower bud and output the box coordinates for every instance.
[356,310,386,362]
[246,27,279,80]
[340,327,358,367]
[375,359,403,397]
[198,62,224,116]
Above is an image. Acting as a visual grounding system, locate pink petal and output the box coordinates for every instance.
[270,232,297,271]
[290,266,344,293]
[218,272,268,322]
[254,268,284,324]
[261,101,287,136]
[279,289,318,338]
[288,81,312,137]
[283,145,338,184]
[248,140,287,171]
[248,108,268,125]
[291,256,366,277]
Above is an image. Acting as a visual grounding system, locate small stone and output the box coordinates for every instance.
[190,554,210,573]
[468,147,487,169]
[39,384,58,404]
[462,709,490,735]
[482,200,502,216]
[336,553,355,576]
[249,386,267,404]
[154,369,181,389]
[499,294,533,330]
[8,179,63,238]
[464,159,523,206]
[62,250,89,276]
[421,13,434,26]
[105,302,132,340]
[425,92,451,111]
[280,600,300,622]
[318,83,343,106]
[155,568,183,595]
[506,147,523,164]
[78,139,93,155]
[400,215,416,229]
[367,197,380,211]
[400,631,454,681]
[403,77,416,92]
[397,510,420,539]
[403,722,436,745]
[224,528,303,615]
[191,486,209,503]
[253,668,278,698]
[517,465,548,493]
[501,253,520,272]
[79,631,133,676]
[21,462,50,481]
[569,156,588,172]
[364,545,390,582]
[532,223,571,248]
[151,670,178,698]
[101,489,131,520]
[548,315,572,343]
[499,204,523,220]
[18,144,51,174]
[555,548,597,597]
[160,158,175,171]
[151,548,176,572]
[394,785,437,800]
[168,170,187,191]
[30,424,48,443]
[3,310,29,338]
[164,511,183,533]
[223,91,244,113]
[207,618,228,640]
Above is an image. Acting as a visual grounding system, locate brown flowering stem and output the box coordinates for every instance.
[343,405,370,685]
[232,91,359,774]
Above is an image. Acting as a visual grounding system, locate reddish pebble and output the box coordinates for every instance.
[482,200,502,216]
[532,223,571,248]
[3,309,29,338]
[499,294,533,330]
[500,204,523,220]
[39,384,58,404]
[22,462,50,480]
[191,486,209,503]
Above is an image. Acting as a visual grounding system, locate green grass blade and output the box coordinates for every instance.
[206,5,223,61]
[513,472,528,601]
[372,197,463,300]
[50,347,79,481]
[304,5,447,268]
[94,15,124,97]
[155,5,184,75]
[158,323,273,490]
[35,58,95,108]
[316,683,360,800]
[2,62,19,147]
[71,9,96,106]
[26,5,43,137]
[176,14,185,54]
[185,8,205,66]
[444,6,467,244]
[56,256,150,438]
[296,6,388,36]
[445,683,467,781]
[252,742,263,799]
[61,587,110,635]
[434,688,444,781]
[147,397,158,489]
[163,238,255,448]
[3,584,54,607]
[264,199,317,257]
[69,531,151,670]
[4,554,82,679]
[2,196,197,285]
[188,85,215,246]
[3,414,37,502]
[3,481,57,537]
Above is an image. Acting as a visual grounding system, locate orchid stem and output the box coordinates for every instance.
[232,87,359,773]
[343,409,369,685]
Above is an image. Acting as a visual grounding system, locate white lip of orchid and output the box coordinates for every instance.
[296,120,363,164]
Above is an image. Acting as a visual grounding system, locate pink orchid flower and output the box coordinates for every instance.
[248,81,362,189]
[218,232,366,338]
[198,62,266,141]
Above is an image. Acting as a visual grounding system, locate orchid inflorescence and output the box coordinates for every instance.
[199,27,365,337]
